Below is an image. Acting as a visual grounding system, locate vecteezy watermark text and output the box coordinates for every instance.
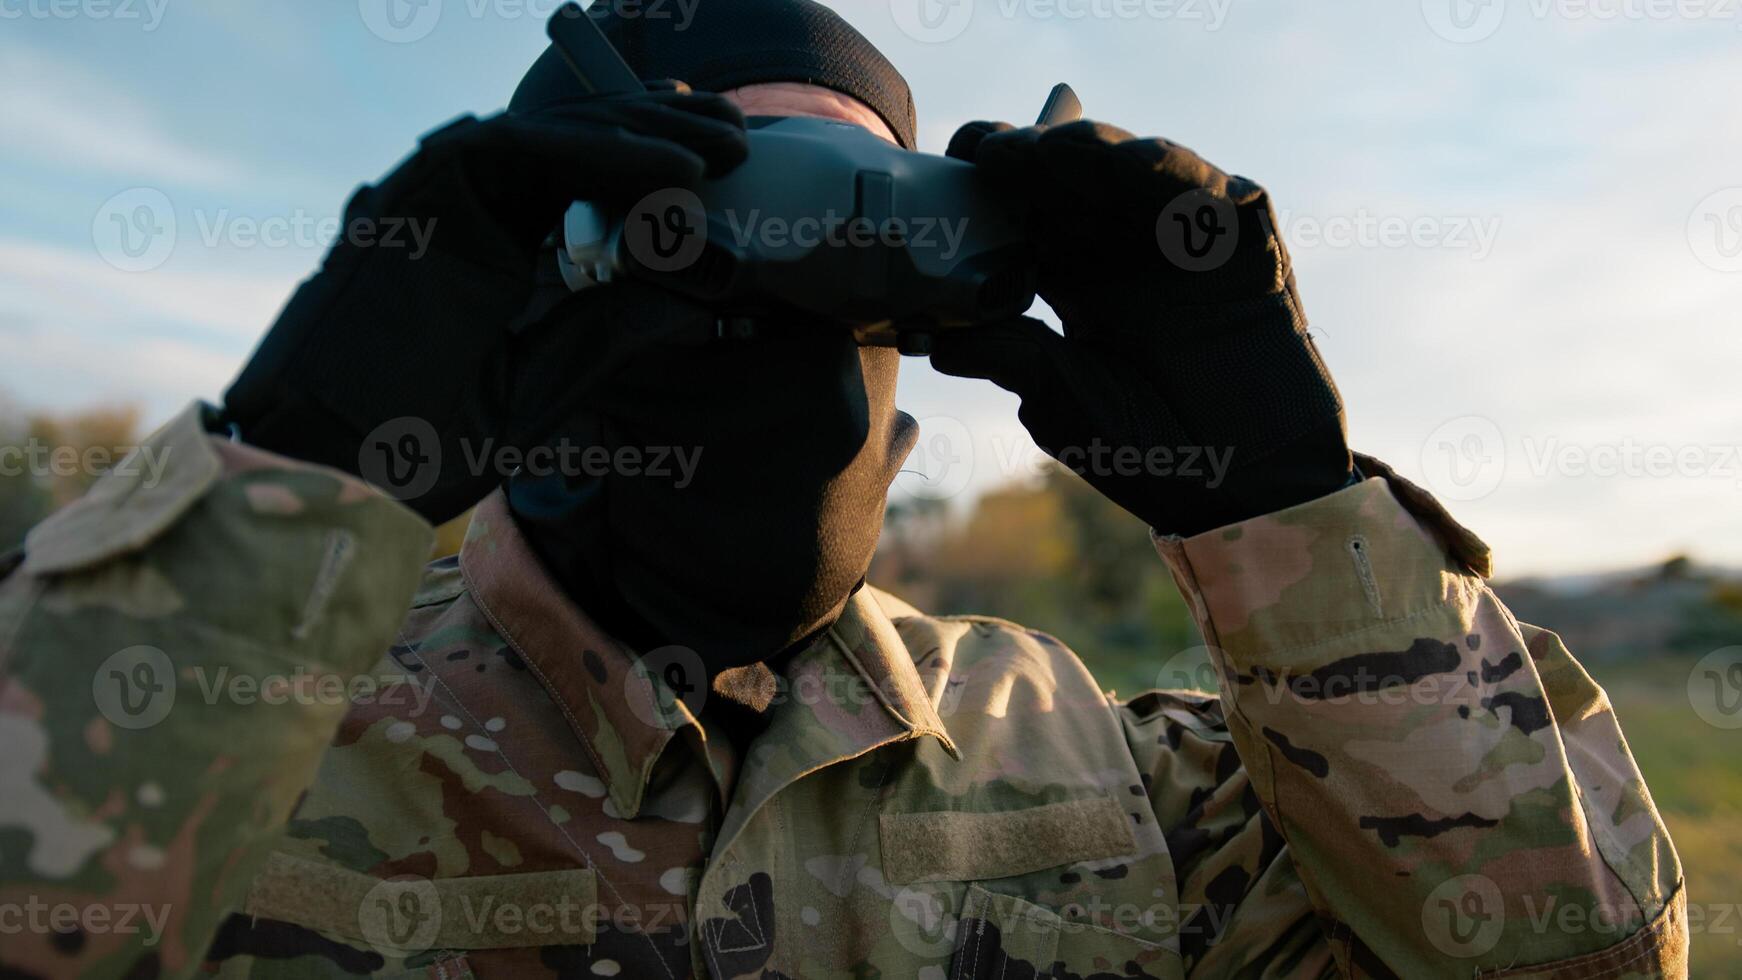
[891,0,1233,45]
[359,0,702,44]
[359,419,706,504]
[193,209,436,259]
[722,210,971,262]
[0,898,172,947]
[0,0,169,30]
[1276,209,1503,260]
[0,441,172,487]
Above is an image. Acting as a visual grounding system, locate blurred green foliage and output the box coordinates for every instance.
[872,465,1203,697]
[0,401,142,552]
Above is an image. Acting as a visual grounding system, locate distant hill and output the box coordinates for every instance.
[1493,557,1742,664]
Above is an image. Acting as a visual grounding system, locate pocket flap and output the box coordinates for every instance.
[880,796,1136,886]
[23,402,221,576]
[245,852,598,950]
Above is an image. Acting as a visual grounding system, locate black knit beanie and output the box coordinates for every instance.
[511,0,917,150]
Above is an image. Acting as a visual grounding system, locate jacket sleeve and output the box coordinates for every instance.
[0,402,434,980]
[1123,459,1686,979]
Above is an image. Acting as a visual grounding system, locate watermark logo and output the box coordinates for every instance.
[627,645,709,728]
[898,415,976,501]
[622,187,708,275]
[359,876,442,953]
[1420,415,1506,501]
[1421,874,1505,958]
[889,886,958,957]
[1155,646,1221,693]
[1689,646,1742,730]
[93,188,176,273]
[359,0,442,42]
[891,0,976,42]
[1422,0,1508,42]
[92,646,176,730]
[1156,189,1239,273]
[1689,187,1742,273]
[359,416,442,502]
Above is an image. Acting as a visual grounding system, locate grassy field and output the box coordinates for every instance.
[1595,657,1742,977]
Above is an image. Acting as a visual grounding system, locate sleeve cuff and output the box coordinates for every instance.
[1151,462,1490,668]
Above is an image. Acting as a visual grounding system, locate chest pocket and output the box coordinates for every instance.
[243,852,597,960]
[880,798,1185,980]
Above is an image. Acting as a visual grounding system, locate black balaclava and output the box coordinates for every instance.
[510,0,917,150]
[505,1,919,672]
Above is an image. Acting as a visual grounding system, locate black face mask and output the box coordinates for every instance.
[507,286,916,671]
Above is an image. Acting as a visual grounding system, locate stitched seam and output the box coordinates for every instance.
[460,571,614,793]
[1476,882,1682,979]
[956,888,984,980]
[397,635,675,980]
[840,759,893,897]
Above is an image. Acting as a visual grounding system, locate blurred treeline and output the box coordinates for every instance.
[0,400,143,552]
[870,468,1204,696]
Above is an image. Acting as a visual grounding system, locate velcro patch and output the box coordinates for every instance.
[879,796,1136,886]
[245,852,597,950]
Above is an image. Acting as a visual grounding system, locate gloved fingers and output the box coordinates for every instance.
[531,98,749,172]
[1030,122,1227,216]
[928,315,1075,399]
[965,124,1047,187]
[1012,122,1267,241]
[505,123,707,206]
[502,112,743,201]
[945,120,1015,162]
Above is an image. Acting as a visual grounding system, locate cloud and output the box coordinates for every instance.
[0,316,240,424]
[0,239,289,342]
[0,44,247,188]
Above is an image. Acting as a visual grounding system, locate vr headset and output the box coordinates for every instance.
[544,4,1079,354]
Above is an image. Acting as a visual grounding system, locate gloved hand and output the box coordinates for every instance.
[223,82,747,524]
[931,120,1354,536]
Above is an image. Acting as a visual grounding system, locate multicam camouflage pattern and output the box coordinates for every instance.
[0,404,1686,978]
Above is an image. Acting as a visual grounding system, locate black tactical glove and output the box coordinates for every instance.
[931,120,1353,537]
[223,83,748,524]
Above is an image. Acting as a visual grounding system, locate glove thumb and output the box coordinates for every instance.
[928,315,1073,399]
[946,120,1015,162]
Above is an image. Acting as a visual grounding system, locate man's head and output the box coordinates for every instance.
[507,1,919,670]
[511,0,916,148]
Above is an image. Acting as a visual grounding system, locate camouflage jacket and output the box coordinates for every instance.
[0,403,1687,979]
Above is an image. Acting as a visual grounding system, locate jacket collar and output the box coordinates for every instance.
[457,491,956,819]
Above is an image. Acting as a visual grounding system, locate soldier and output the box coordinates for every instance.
[0,0,1687,977]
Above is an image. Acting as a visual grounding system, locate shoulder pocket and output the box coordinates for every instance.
[880,796,1136,886]
[244,852,598,951]
[22,402,221,576]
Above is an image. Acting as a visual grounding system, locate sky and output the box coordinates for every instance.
[1,0,1739,577]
